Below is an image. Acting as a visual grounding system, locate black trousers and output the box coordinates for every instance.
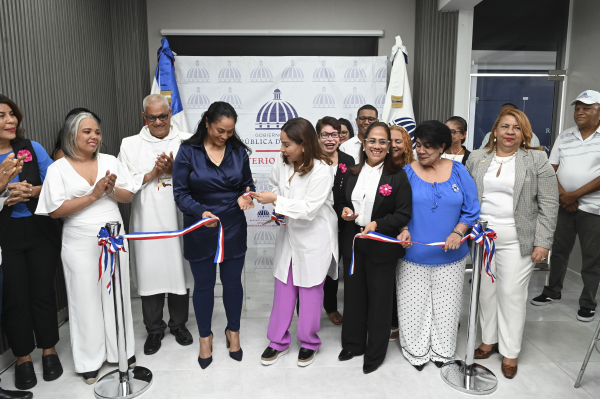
[141,290,190,334]
[543,208,600,309]
[341,239,396,366]
[323,276,339,313]
[1,217,60,357]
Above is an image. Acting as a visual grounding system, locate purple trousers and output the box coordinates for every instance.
[267,264,325,351]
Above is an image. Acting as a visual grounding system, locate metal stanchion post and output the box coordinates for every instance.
[95,222,153,399]
[574,320,600,388]
[441,220,498,395]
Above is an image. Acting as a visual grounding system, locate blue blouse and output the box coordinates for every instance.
[403,161,480,266]
[173,142,255,262]
[0,141,53,218]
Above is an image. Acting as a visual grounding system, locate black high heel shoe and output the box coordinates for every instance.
[225,327,243,362]
[198,332,213,369]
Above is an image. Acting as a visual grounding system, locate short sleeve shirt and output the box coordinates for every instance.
[549,125,600,215]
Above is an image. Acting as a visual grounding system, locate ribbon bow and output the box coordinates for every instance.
[468,224,497,282]
[98,217,225,293]
[271,211,286,226]
[98,227,127,294]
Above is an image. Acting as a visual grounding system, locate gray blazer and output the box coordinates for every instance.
[466,148,559,256]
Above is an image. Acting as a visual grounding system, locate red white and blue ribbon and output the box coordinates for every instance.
[97,230,126,294]
[468,224,497,282]
[270,211,286,226]
[97,217,224,292]
[348,224,497,282]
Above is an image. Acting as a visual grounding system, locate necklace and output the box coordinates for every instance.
[206,145,225,166]
[447,147,464,160]
[493,150,517,177]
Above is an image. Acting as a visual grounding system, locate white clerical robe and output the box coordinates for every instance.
[118,126,193,296]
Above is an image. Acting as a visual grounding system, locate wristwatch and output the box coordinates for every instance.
[0,188,10,198]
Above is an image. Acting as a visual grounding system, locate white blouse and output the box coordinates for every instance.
[270,155,338,287]
[351,161,384,227]
[36,154,135,236]
[480,155,516,226]
[441,152,464,163]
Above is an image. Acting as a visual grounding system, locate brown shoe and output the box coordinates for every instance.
[474,343,499,359]
[389,328,399,341]
[326,311,343,325]
[501,362,517,379]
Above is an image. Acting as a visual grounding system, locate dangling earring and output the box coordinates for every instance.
[493,136,497,142]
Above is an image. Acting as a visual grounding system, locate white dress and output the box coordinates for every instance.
[118,126,193,296]
[35,154,135,373]
[270,156,338,288]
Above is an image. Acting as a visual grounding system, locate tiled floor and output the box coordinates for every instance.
[1,265,598,398]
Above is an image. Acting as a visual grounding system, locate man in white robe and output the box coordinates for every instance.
[118,94,193,355]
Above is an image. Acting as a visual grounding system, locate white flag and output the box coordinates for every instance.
[381,36,416,139]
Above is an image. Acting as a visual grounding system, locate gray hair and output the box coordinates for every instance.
[61,112,101,159]
[142,94,170,113]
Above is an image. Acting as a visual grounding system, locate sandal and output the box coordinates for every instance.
[326,311,343,325]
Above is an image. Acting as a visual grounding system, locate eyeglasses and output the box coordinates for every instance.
[319,132,339,139]
[364,138,390,146]
[339,130,349,138]
[145,113,169,123]
[358,116,377,123]
[449,129,465,135]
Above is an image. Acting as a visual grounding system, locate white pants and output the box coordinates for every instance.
[397,257,466,366]
[62,228,136,373]
[479,224,533,359]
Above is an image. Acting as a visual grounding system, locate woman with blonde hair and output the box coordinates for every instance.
[390,125,414,168]
[466,109,558,379]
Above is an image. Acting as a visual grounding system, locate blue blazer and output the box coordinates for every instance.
[173,142,255,262]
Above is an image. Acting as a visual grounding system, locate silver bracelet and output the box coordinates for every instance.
[108,187,116,197]
[452,229,465,239]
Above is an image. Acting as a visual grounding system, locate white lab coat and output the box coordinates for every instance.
[118,126,193,296]
[270,155,338,288]
[36,154,135,372]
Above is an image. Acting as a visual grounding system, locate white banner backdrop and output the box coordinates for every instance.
[175,56,387,174]
[175,56,386,270]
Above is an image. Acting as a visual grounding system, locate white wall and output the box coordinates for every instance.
[146,0,416,86]
[561,0,600,132]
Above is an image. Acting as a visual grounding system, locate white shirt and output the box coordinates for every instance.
[480,155,516,226]
[441,152,464,163]
[36,154,135,236]
[270,155,338,287]
[339,136,362,164]
[550,125,600,215]
[480,131,541,149]
[351,161,384,226]
[118,126,193,295]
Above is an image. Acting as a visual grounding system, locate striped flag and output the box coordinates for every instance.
[381,35,416,142]
[151,38,188,132]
